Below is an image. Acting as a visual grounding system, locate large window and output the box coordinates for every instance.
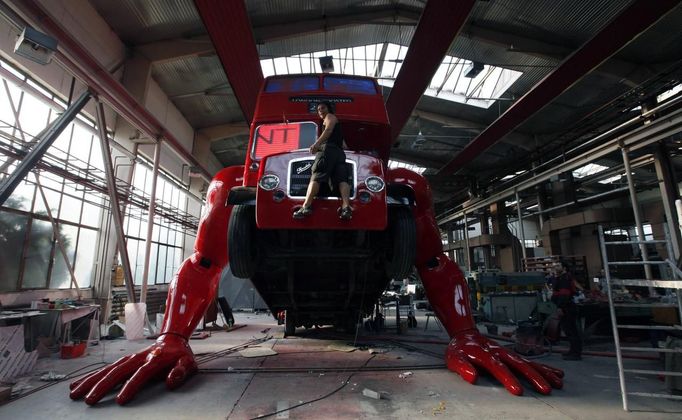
[124,163,190,285]
[0,60,102,291]
[0,59,198,292]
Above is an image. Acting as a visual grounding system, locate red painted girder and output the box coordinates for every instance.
[386,0,477,141]
[439,0,680,175]
[194,0,263,125]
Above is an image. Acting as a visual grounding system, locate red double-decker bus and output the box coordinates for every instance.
[227,74,416,333]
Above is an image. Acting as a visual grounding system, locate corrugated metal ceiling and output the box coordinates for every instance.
[87,0,682,193]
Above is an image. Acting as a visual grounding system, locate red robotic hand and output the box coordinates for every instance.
[418,254,565,396]
[391,167,565,396]
[69,166,243,405]
[69,334,196,405]
[446,331,563,395]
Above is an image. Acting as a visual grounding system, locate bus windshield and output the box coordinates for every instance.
[251,121,317,160]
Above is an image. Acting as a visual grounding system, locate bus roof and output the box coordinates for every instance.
[252,74,392,160]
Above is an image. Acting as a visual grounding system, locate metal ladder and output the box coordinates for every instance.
[598,225,682,411]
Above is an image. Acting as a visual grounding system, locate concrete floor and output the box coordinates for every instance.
[1,311,681,419]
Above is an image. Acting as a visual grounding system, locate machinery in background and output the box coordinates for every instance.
[473,270,547,324]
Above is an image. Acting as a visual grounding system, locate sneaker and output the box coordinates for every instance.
[339,206,353,220]
[293,206,312,219]
[562,353,582,361]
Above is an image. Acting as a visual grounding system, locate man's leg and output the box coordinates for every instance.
[302,180,320,209]
[563,305,582,356]
[339,181,351,208]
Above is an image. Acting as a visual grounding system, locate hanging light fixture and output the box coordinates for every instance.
[411,130,426,149]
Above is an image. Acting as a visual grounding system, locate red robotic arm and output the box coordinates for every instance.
[387,168,563,395]
[70,166,244,405]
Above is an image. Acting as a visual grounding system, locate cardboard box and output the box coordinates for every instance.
[652,307,680,325]
[0,386,11,403]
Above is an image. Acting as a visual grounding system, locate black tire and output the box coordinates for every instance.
[386,206,416,279]
[284,310,296,337]
[228,205,257,278]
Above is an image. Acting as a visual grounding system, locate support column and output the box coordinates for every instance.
[141,140,162,303]
[446,227,455,261]
[515,188,527,261]
[491,200,518,271]
[95,53,153,310]
[479,211,491,269]
[653,142,681,259]
[463,212,471,272]
[34,173,81,297]
[96,100,136,303]
[620,141,653,284]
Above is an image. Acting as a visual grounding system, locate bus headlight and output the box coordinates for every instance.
[364,176,385,193]
[259,174,280,191]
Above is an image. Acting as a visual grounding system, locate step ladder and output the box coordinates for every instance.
[598,225,682,411]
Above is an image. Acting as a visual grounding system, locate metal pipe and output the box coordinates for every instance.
[437,103,682,225]
[514,188,527,261]
[653,144,681,260]
[140,140,161,303]
[522,93,682,182]
[95,100,136,303]
[34,172,81,298]
[521,186,630,219]
[0,90,90,205]
[620,142,654,288]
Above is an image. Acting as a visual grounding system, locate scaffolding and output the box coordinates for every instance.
[0,127,200,233]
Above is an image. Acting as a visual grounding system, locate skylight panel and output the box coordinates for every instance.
[261,59,275,77]
[260,43,521,109]
[573,163,608,178]
[598,174,622,184]
[300,55,312,73]
[657,83,682,103]
[273,57,287,75]
[287,57,301,74]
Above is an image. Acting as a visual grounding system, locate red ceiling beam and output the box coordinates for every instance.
[194,0,263,125]
[386,0,476,142]
[438,0,680,176]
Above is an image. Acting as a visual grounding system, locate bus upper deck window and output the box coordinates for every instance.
[265,76,319,93]
[323,76,377,94]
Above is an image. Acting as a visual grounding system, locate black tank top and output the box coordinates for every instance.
[323,122,344,148]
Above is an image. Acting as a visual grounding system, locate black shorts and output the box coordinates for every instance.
[311,144,349,185]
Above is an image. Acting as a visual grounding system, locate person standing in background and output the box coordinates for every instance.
[550,260,583,360]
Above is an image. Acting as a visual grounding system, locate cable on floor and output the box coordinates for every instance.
[248,354,377,420]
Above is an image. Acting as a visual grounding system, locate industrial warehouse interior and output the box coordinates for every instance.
[1,0,682,419]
